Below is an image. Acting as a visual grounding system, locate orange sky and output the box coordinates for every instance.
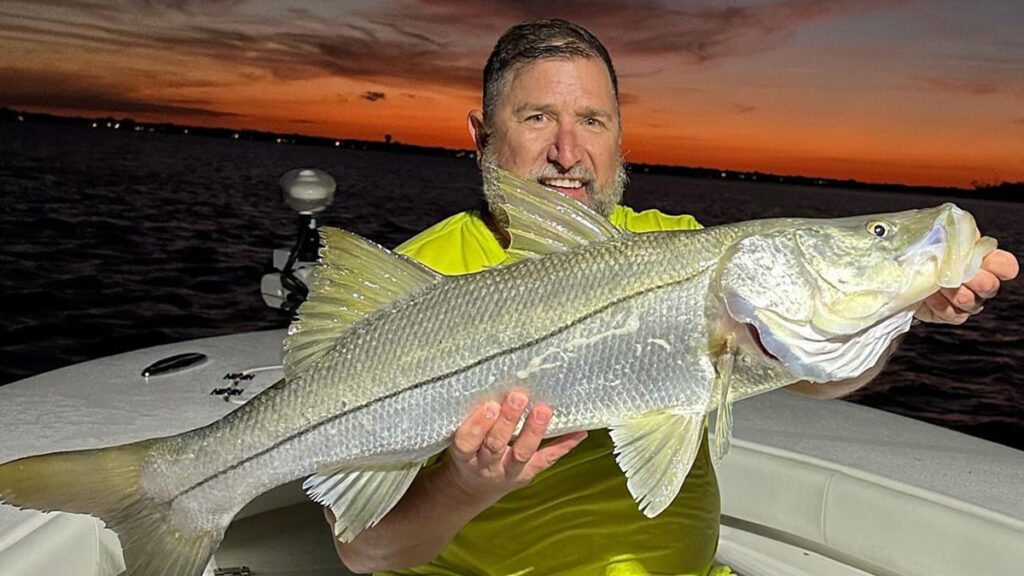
[1,0,1022,187]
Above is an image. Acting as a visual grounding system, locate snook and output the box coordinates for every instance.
[0,170,996,576]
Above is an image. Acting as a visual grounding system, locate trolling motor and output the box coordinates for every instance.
[260,168,336,313]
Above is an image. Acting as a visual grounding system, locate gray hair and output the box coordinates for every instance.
[482,19,619,122]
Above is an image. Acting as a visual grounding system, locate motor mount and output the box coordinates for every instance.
[261,169,337,312]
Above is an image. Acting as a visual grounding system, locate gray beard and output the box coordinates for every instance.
[479,145,627,218]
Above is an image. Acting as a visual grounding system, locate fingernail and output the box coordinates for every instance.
[484,402,499,419]
[533,409,550,424]
[509,393,526,409]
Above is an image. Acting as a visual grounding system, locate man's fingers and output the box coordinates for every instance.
[450,401,500,462]
[916,249,1019,325]
[963,268,1000,300]
[918,292,969,325]
[938,286,984,315]
[507,403,552,469]
[479,391,528,464]
[981,249,1019,282]
[524,431,588,477]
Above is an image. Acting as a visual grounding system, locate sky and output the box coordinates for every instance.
[0,0,1022,187]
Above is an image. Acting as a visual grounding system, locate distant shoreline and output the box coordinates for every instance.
[4,106,1019,202]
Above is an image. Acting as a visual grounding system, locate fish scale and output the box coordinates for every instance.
[139,227,743,526]
[0,169,995,576]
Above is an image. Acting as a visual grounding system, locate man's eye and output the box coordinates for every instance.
[583,117,603,127]
[525,113,545,123]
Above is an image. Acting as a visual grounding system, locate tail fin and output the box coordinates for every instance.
[0,441,224,576]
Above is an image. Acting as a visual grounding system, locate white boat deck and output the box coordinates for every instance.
[716,392,1024,575]
[0,330,1021,575]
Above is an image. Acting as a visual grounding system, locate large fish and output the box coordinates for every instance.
[0,169,996,576]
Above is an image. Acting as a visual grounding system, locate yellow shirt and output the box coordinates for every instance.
[388,205,719,576]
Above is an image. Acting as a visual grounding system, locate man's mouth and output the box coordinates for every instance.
[538,177,587,190]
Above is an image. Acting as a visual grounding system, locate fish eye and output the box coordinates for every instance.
[868,221,890,238]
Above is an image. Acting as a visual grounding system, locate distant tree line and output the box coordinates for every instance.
[2,106,1019,201]
[971,181,1023,202]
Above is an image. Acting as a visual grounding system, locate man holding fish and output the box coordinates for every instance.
[326,18,1018,576]
[0,18,1016,576]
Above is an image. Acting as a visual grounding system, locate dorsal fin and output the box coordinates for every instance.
[283,227,440,380]
[490,167,625,262]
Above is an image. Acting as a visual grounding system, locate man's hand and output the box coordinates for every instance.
[442,389,587,501]
[327,389,586,572]
[917,248,1019,324]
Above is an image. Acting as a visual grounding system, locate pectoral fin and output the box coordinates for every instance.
[711,349,736,465]
[609,410,705,518]
[304,460,426,542]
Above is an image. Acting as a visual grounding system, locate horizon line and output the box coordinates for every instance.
[5,106,1021,197]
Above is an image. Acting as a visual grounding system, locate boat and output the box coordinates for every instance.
[1,171,1021,576]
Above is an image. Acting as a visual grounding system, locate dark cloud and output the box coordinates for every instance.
[618,92,639,106]
[0,67,237,117]
[733,104,756,114]
[406,0,916,63]
[362,91,387,102]
[921,76,998,96]
[0,9,483,92]
[0,0,917,105]
[121,0,250,18]
[367,18,448,49]
[2,0,248,20]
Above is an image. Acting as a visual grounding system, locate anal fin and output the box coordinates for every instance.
[303,460,425,542]
[609,410,705,518]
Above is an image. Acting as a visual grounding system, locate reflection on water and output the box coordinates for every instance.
[1,123,1020,449]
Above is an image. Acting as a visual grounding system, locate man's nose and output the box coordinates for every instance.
[547,122,582,170]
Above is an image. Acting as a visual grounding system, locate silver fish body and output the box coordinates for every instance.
[146,225,741,530]
[0,170,996,576]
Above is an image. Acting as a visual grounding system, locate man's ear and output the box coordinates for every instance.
[467,110,487,167]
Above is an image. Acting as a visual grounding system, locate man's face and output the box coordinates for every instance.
[473,57,626,216]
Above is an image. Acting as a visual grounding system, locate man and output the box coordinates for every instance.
[326,19,1019,575]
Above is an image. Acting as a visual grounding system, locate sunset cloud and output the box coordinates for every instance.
[403,0,916,63]
[124,0,249,18]
[0,5,482,93]
[921,76,999,96]
[0,0,1021,187]
[0,67,236,117]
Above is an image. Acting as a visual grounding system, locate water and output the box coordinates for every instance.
[1,122,1021,450]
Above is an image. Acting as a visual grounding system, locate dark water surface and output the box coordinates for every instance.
[1,123,1021,450]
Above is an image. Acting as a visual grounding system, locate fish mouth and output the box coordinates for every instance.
[896,221,947,276]
[735,304,917,382]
